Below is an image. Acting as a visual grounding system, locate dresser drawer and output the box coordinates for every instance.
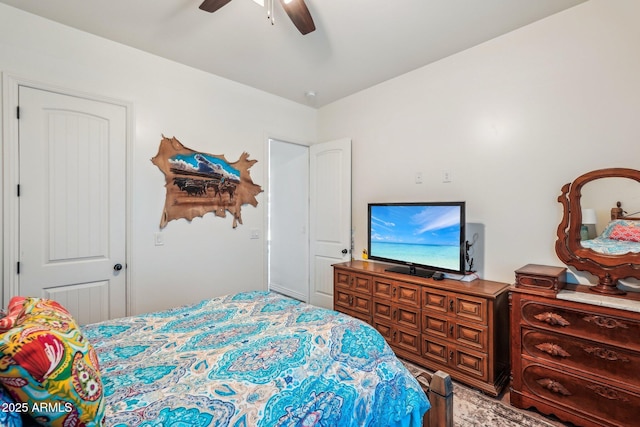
[334,269,352,289]
[422,336,488,381]
[455,345,488,381]
[454,295,487,324]
[374,280,421,307]
[455,321,488,352]
[422,312,488,352]
[521,300,640,352]
[395,281,421,307]
[521,361,640,427]
[334,269,372,293]
[394,325,421,354]
[521,328,640,389]
[423,288,487,324]
[372,277,394,299]
[423,288,449,314]
[372,319,421,354]
[334,289,372,316]
[422,312,449,339]
[373,300,420,331]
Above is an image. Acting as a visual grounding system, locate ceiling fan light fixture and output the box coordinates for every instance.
[199,0,314,35]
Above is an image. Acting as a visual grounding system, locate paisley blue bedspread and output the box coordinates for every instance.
[83,291,430,427]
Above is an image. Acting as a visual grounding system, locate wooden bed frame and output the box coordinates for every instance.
[416,370,454,427]
[611,201,640,220]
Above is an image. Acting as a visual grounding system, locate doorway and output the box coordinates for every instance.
[267,139,309,301]
[267,137,352,309]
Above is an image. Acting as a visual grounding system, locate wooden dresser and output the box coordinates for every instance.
[510,284,640,427]
[333,260,510,396]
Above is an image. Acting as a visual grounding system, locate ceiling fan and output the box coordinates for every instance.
[199,0,316,35]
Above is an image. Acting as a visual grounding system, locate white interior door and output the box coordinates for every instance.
[267,139,309,302]
[16,85,127,324]
[309,138,352,308]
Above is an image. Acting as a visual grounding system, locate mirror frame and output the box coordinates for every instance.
[556,168,640,295]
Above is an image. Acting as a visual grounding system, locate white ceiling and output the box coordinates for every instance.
[0,0,587,107]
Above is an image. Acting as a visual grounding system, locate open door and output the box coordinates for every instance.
[309,138,352,308]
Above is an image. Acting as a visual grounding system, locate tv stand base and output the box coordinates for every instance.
[385,265,434,278]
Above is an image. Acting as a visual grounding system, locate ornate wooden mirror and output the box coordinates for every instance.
[556,168,640,295]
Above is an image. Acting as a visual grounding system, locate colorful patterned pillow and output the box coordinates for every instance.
[0,297,104,427]
[609,224,640,242]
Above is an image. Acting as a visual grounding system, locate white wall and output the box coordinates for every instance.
[0,3,316,314]
[2,0,640,310]
[317,0,640,285]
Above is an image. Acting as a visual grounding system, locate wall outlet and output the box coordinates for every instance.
[154,232,164,246]
[250,229,260,239]
[442,170,452,183]
[415,172,423,184]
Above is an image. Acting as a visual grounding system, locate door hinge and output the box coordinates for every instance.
[17,262,20,275]
[16,106,20,119]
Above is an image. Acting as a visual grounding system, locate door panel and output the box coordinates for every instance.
[43,281,110,325]
[309,138,351,308]
[18,86,127,324]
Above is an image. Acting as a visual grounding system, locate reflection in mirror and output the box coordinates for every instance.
[580,178,640,253]
[581,178,639,234]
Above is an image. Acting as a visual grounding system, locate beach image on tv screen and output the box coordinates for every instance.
[370,205,461,271]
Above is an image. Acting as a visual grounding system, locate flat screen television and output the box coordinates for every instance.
[367,202,466,278]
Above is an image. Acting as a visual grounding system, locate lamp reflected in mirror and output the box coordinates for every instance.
[581,208,597,240]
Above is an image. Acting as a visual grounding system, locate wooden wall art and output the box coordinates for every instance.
[151,135,263,228]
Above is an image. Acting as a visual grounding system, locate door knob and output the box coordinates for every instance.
[341,249,348,255]
[113,263,123,271]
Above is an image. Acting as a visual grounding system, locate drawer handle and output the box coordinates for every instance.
[449,350,454,361]
[534,312,570,327]
[393,309,397,320]
[583,346,630,363]
[393,287,397,296]
[586,384,631,402]
[583,315,629,330]
[449,300,454,312]
[535,343,570,358]
[349,296,354,305]
[449,325,454,336]
[536,378,571,396]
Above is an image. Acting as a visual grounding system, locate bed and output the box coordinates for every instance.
[0,291,453,427]
[581,201,640,255]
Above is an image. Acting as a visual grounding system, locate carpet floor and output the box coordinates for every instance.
[401,360,571,427]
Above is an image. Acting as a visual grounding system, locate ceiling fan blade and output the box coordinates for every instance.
[199,0,233,13]
[278,0,316,35]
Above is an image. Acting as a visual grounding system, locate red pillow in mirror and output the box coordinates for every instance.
[608,224,640,242]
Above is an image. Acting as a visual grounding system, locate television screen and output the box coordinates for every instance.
[368,202,466,277]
